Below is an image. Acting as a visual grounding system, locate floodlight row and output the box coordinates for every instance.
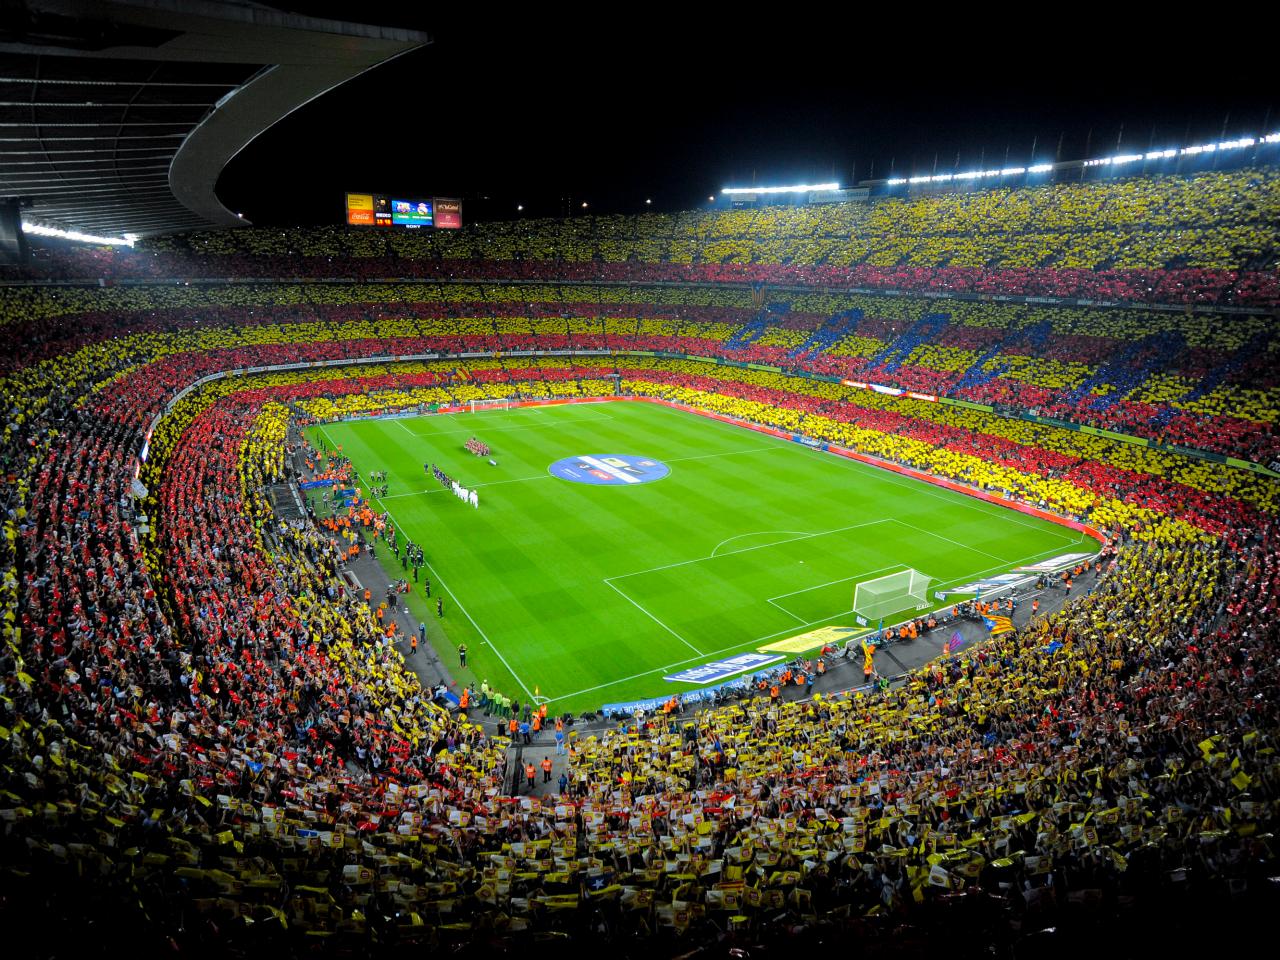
[720,182,840,196]
[22,220,137,246]
[884,133,1280,186]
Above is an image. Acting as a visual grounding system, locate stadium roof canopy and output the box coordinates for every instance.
[0,0,429,238]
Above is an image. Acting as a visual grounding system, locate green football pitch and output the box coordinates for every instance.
[304,401,1088,714]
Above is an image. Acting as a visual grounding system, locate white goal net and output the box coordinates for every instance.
[470,398,513,414]
[853,568,932,620]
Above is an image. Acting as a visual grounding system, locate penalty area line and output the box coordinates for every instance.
[764,561,905,622]
[765,562,903,603]
[710,529,810,559]
[406,411,615,437]
[602,579,704,657]
[889,517,1011,566]
[548,545,1082,706]
[610,519,894,581]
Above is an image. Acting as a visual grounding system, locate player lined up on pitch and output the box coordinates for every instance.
[427,461,479,507]
[465,436,490,457]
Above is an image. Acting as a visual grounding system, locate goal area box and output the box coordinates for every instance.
[853,568,932,621]
[470,398,512,413]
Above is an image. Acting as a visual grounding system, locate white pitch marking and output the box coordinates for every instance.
[545,542,1086,705]
[806,448,1082,544]
[664,445,782,465]
[889,517,1009,565]
[766,562,903,604]
[608,519,893,582]
[709,530,811,558]
[374,500,537,703]
[603,579,704,656]
[400,411,614,438]
[763,599,811,625]
[382,473,553,500]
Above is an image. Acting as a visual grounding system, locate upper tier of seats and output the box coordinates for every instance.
[11,166,1280,305]
[151,168,1280,272]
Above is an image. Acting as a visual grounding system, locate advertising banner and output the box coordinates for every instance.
[434,198,463,229]
[665,653,782,684]
[759,624,863,655]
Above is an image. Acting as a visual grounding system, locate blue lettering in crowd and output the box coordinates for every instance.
[549,454,670,486]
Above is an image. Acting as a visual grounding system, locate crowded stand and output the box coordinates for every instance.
[6,167,1280,306]
[120,167,1280,274]
[3,352,1278,950]
[1,278,1276,459]
[2,164,1279,956]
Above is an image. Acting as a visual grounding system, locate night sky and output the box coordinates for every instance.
[216,10,1275,226]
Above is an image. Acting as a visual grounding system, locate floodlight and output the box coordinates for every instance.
[22,221,135,246]
[720,182,839,195]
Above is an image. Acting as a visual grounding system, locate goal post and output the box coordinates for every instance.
[853,568,933,620]
[469,398,512,414]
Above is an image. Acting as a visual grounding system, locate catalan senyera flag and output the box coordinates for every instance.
[942,630,965,656]
[983,615,1015,636]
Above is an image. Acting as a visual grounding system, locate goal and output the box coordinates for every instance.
[470,398,512,414]
[853,568,933,620]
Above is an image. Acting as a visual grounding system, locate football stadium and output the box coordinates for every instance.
[1,5,1278,958]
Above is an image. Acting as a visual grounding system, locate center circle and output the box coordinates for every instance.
[548,454,669,486]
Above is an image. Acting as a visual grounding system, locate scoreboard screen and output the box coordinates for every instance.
[345,193,391,227]
[391,198,433,226]
[434,198,463,229]
[346,193,461,230]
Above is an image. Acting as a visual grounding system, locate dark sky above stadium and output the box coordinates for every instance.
[217,9,1275,226]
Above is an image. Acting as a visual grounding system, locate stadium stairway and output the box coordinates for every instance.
[788,307,863,361]
[512,741,572,798]
[268,483,306,521]
[867,312,950,372]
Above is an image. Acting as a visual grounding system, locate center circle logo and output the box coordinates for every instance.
[549,454,669,486]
